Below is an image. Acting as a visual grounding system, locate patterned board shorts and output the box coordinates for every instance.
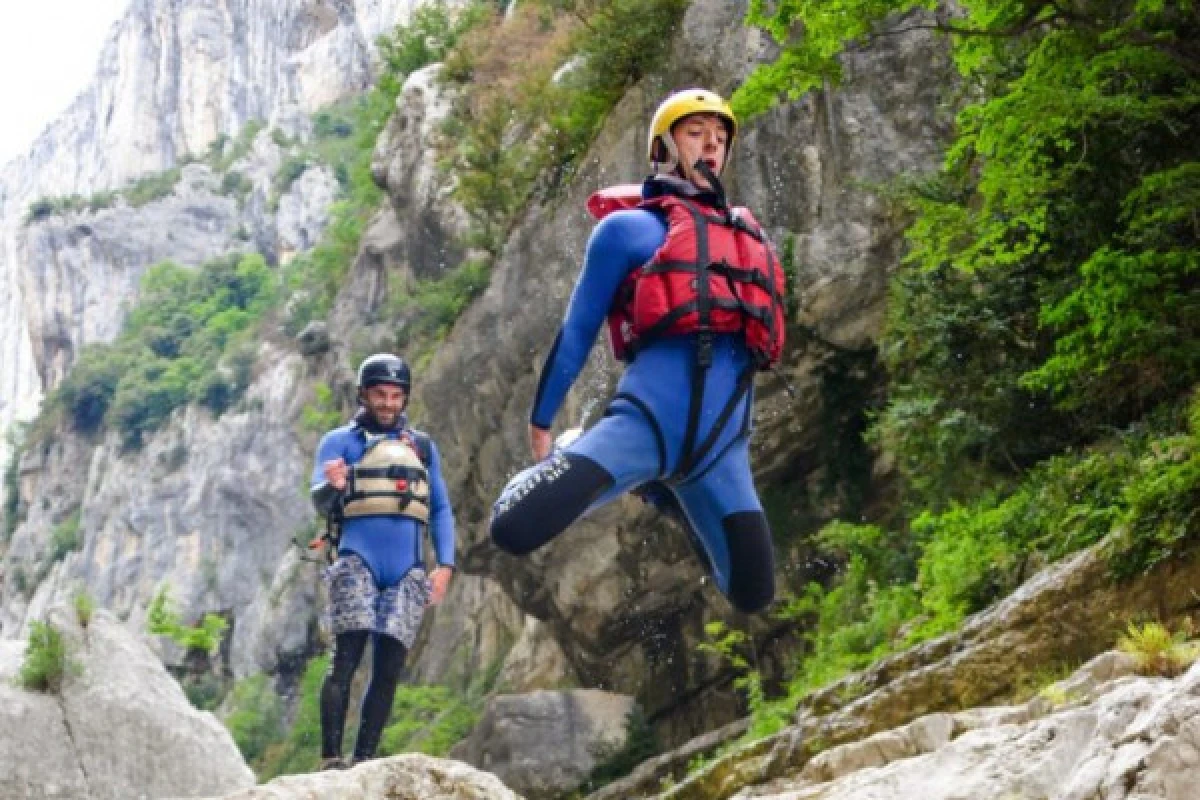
[323,553,430,649]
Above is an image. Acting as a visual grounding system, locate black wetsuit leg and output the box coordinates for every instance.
[352,635,408,761]
[724,510,776,613]
[320,630,369,759]
[491,452,615,555]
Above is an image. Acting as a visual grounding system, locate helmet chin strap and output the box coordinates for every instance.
[693,159,729,210]
[653,133,680,176]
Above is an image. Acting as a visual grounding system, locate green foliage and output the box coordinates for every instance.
[300,383,345,434]
[281,200,368,335]
[46,253,274,447]
[3,423,26,541]
[225,674,285,764]
[698,620,791,741]
[269,155,311,209]
[220,170,252,199]
[146,586,228,655]
[1022,163,1200,412]
[124,167,183,208]
[441,0,687,254]
[72,590,95,628]
[1116,619,1199,677]
[389,258,492,345]
[576,708,661,793]
[206,120,266,173]
[255,655,327,779]
[743,0,1199,517]
[1107,399,1200,577]
[182,672,227,711]
[377,660,502,757]
[19,621,70,692]
[733,0,932,118]
[772,398,1199,706]
[376,0,483,97]
[49,511,82,562]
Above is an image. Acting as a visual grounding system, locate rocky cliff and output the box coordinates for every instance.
[0,0,968,780]
[388,0,953,742]
[3,0,959,739]
[582,538,1200,799]
[0,0,431,470]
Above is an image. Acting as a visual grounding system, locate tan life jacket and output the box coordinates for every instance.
[342,434,430,523]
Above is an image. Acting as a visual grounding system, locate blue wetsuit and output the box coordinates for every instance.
[311,421,455,586]
[492,177,776,613]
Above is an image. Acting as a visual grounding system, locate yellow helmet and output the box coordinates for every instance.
[647,88,737,175]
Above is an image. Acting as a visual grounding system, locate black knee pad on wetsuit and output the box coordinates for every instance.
[723,511,776,613]
[490,452,614,556]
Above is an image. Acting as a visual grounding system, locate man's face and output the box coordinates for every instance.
[671,112,729,189]
[361,383,407,428]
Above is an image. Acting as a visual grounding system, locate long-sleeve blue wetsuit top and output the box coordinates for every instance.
[530,177,754,478]
[312,422,455,588]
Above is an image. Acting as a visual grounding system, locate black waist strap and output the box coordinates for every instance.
[353,466,426,480]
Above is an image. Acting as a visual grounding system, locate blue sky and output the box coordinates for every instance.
[0,0,130,167]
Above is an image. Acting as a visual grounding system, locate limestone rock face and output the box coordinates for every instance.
[452,689,638,799]
[0,606,254,800]
[16,164,249,390]
[328,64,468,359]
[207,753,523,800]
[730,656,1200,800]
[0,347,317,682]
[0,0,423,485]
[588,539,1200,800]
[392,0,953,738]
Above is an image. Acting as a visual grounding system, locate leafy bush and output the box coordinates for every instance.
[49,511,83,562]
[206,120,265,173]
[256,655,327,779]
[225,674,285,764]
[1116,620,1198,678]
[182,672,227,711]
[19,621,70,692]
[146,586,227,655]
[439,0,687,254]
[378,659,501,757]
[45,253,274,447]
[698,621,790,741]
[73,590,96,627]
[123,167,183,208]
[3,424,26,541]
[220,170,252,198]
[301,383,345,434]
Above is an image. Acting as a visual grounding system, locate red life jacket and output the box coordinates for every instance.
[587,184,786,368]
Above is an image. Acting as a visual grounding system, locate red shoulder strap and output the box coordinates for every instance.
[586,184,644,220]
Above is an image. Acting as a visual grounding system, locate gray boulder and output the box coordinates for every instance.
[0,605,254,799]
[208,753,523,799]
[453,689,637,799]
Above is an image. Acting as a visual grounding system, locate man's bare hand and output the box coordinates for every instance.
[529,425,553,462]
[322,458,349,490]
[427,566,453,606]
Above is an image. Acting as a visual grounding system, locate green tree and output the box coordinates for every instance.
[740,0,1198,508]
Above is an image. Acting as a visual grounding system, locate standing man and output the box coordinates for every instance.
[490,89,787,613]
[310,353,455,769]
